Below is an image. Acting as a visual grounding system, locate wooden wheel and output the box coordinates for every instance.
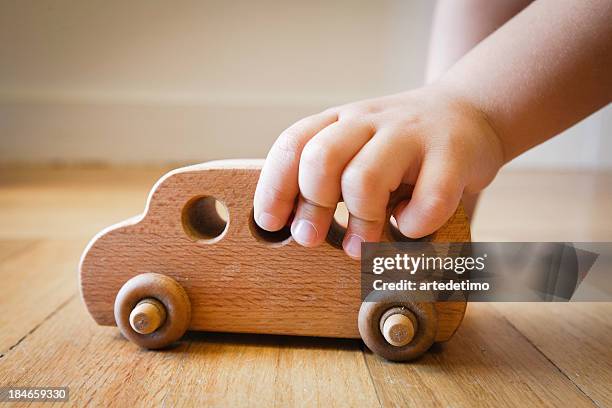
[358,296,437,361]
[114,273,191,349]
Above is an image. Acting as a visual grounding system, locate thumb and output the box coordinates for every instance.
[394,159,464,238]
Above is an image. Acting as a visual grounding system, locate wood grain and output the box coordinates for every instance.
[1,289,602,407]
[0,165,169,240]
[0,240,36,262]
[0,297,380,407]
[364,303,597,408]
[1,166,610,407]
[473,170,612,241]
[0,240,83,354]
[493,302,612,407]
[80,161,470,341]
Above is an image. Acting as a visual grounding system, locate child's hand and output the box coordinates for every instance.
[254,0,609,259]
[253,85,505,259]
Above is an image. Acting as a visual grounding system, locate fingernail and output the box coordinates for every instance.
[257,212,283,231]
[292,219,318,246]
[344,234,364,259]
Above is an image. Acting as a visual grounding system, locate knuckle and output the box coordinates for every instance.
[338,103,372,121]
[341,165,379,198]
[417,190,456,220]
[340,166,385,221]
[298,143,342,208]
[301,139,342,173]
[339,108,364,119]
[441,133,465,153]
[257,183,295,205]
[320,106,339,117]
[393,116,422,133]
[273,129,304,161]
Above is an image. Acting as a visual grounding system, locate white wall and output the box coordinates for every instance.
[0,0,609,168]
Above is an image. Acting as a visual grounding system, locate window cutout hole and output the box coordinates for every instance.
[182,196,229,243]
[326,202,348,249]
[248,209,292,247]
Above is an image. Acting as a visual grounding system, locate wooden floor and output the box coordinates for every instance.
[0,165,610,407]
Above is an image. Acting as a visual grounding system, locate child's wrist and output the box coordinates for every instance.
[428,78,508,168]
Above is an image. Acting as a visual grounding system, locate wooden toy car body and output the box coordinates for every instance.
[80,160,470,361]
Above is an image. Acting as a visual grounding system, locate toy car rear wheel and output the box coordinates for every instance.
[358,298,437,361]
[114,273,191,349]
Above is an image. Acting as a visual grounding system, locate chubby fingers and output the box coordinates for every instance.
[291,119,375,246]
[256,109,466,258]
[340,130,421,259]
[254,110,337,231]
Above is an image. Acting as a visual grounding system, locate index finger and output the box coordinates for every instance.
[254,110,338,231]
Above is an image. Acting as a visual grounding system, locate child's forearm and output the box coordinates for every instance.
[439,0,612,162]
[426,0,534,83]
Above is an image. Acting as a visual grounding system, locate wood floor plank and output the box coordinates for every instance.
[0,240,37,262]
[473,170,612,241]
[0,240,84,354]
[162,333,380,407]
[0,299,181,406]
[0,298,380,407]
[0,166,169,240]
[364,303,596,407]
[494,303,612,407]
[0,187,151,240]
